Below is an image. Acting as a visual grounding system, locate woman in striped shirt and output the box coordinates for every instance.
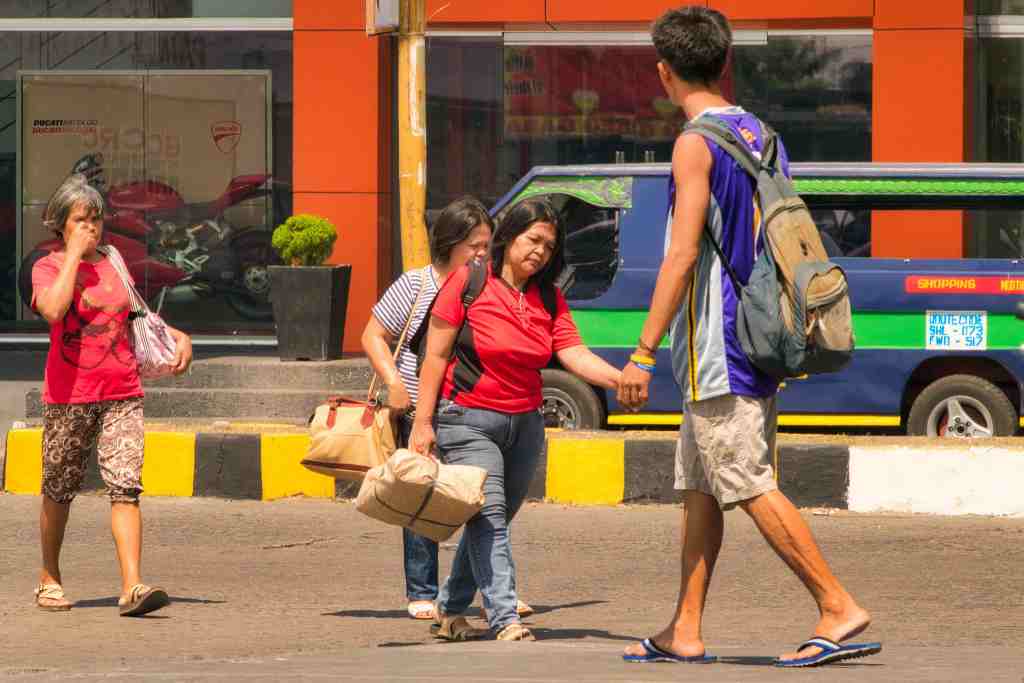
[363,196,535,621]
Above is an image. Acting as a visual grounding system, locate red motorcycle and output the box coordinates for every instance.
[20,153,279,320]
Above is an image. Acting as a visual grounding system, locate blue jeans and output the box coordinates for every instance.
[435,400,544,631]
[398,415,439,601]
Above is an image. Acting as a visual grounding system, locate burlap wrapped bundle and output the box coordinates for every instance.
[355,448,487,542]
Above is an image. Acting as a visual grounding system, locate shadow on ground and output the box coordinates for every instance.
[73,596,226,608]
[325,600,608,621]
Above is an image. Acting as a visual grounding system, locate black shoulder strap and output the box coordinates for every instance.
[540,285,558,320]
[461,259,487,309]
[409,260,487,359]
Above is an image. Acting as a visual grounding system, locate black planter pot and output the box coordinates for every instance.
[269,264,351,361]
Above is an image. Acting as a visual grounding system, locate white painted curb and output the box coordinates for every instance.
[848,446,1024,516]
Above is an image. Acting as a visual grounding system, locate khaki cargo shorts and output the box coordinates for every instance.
[674,393,778,510]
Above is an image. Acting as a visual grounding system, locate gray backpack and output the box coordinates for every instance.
[685,116,854,380]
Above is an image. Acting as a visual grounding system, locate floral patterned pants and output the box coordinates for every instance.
[42,397,144,504]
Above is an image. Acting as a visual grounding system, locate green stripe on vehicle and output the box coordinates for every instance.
[511,176,633,209]
[572,309,1024,351]
[794,178,1024,196]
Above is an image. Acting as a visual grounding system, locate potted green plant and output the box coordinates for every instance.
[268,213,348,361]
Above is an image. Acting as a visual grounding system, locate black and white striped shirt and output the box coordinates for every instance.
[370,265,439,403]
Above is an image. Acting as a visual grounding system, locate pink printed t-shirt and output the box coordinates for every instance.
[32,251,143,404]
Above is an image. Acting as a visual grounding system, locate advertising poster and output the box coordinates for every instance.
[20,71,273,327]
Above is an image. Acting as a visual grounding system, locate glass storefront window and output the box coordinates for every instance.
[426,34,872,212]
[977,37,1024,164]
[966,210,1024,258]
[0,1,292,18]
[0,30,292,331]
[978,1,1024,14]
[973,37,1024,258]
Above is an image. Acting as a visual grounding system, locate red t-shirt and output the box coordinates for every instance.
[432,264,582,413]
[32,252,143,405]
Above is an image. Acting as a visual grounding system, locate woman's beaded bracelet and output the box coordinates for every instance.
[631,361,656,373]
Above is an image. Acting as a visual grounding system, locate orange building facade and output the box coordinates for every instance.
[295,1,979,351]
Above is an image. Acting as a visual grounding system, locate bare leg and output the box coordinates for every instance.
[111,501,143,598]
[740,490,871,660]
[623,491,723,658]
[39,496,71,586]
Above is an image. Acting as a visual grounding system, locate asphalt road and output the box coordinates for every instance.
[0,494,1022,681]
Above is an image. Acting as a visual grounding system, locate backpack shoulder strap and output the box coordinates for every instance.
[408,261,487,356]
[461,259,488,309]
[679,118,750,293]
[683,116,761,181]
[540,284,558,320]
[756,119,784,175]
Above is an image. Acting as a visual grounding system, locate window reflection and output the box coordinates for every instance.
[810,209,871,258]
[0,1,292,18]
[426,35,872,212]
[977,0,1024,14]
[0,30,291,329]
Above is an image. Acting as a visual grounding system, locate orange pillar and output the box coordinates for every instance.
[293,2,392,353]
[872,2,970,258]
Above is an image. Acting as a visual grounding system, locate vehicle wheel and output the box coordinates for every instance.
[226,264,274,320]
[540,368,605,430]
[226,231,277,321]
[906,374,1017,438]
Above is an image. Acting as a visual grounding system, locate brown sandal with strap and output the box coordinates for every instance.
[431,614,488,642]
[34,583,72,611]
[496,623,536,641]
[118,584,170,617]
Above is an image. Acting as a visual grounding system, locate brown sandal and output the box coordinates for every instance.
[34,583,72,611]
[118,584,170,617]
[431,614,488,642]
[496,623,536,641]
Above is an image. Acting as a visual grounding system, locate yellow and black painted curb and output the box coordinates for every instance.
[2,428,850,508]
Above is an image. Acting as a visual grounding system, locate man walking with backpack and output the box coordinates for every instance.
[618,6,879,668]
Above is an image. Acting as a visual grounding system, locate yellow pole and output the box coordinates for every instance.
[397,0,430,270]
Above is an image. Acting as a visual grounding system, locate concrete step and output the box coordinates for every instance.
[1,350,375,391]
[26,387,366,419]
[147,355,374,391]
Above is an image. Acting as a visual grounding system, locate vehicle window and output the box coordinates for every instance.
[966,210,1024,258]
[545,193,619,300]
[807,207,1024,260]
[809,208,871,258]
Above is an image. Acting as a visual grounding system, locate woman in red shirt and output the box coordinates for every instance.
[410,198,621,641]
[30,174,192,616]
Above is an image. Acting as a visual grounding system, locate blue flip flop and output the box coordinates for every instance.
[623,638,717,664]
[774,636,882,668]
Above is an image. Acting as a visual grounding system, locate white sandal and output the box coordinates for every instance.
[34,583,72,611]
[407,600,436,620]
